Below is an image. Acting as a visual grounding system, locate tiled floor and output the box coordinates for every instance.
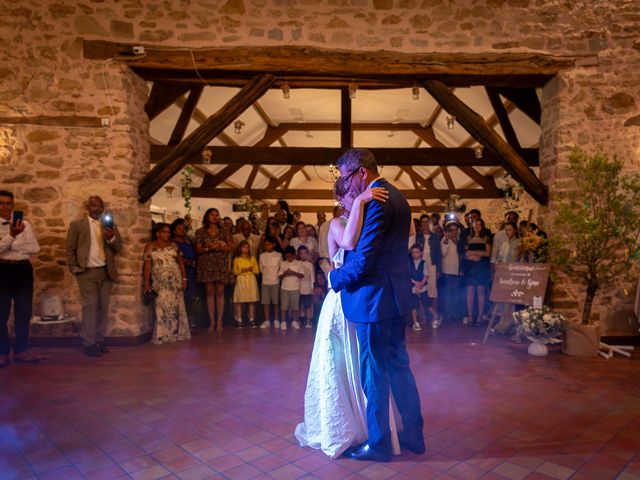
[1,325,639,480]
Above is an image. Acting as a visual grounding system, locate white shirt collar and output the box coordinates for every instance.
[367,176,383,189]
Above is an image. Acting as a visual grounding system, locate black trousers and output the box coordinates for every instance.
[0,262,34,355]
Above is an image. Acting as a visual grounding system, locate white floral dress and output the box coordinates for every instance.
[149,246,190,344]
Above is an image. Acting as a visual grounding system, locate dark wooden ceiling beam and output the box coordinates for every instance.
[422,79,547,204]
[145,82,191,121]
[149,145,539,167]
[459,101,515,148]
[168,86,203,146]
[497,87,542,124]
[139,74,276,203]
[189,187,502,200]
[441,166,456,190]
[254,101,287,147]
[458,166,497,190]
[411,126,446,148]
[245,165,260,189]
[85,41,583,88]
[486,87,521,149]
[340,87,353,148]
[202,164,244,189]
[268,165,305,189]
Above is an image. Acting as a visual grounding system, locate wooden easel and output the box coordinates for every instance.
[482,303,514,344]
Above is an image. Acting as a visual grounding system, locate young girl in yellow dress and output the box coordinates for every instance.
[232,240,260,328]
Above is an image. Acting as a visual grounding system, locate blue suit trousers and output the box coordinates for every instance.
[354,316,424,453]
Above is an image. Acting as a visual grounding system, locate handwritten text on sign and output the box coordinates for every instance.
[490,262,550,305]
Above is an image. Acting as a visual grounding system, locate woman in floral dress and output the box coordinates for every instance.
[143,223,190,344]
[195,208,234,332]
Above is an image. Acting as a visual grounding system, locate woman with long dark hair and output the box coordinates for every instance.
[195,208,234,332]
[463,218,492,326]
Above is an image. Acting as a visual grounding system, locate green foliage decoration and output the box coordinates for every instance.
[552,147,640,325]
[181,166,194,213]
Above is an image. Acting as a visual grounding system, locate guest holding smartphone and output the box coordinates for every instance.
[66,196,122,357]
[0,190,41,367]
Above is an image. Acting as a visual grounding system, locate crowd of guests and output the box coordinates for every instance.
[0,186,548,366]
[406,209,548,338]
[148,199,547,342]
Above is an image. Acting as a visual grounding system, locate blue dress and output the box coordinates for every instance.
[176,239,197,299]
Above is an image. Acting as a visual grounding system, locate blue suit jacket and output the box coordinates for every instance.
[330,178,413,323]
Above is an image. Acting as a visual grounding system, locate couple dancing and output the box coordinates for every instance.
[295,148,425,462]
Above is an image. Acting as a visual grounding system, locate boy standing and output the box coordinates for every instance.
[409,244,429,331]
[297,246,315,328]
[278,246,303,330]
[259,237,282,329]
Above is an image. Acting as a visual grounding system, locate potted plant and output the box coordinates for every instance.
[552,148,640,356]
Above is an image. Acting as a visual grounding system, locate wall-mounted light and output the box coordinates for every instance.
[305,131,314,139]
[387,131,395,138]
[446,115,455,130]
[234,120,245,134]
[164,185,175,198]
[281,82,290,99]
[348,83,357,100]
[201,148,212,164]
[474,145,484,159]
[412,84,420,101]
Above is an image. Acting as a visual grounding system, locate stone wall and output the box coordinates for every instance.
[1,0,639,336]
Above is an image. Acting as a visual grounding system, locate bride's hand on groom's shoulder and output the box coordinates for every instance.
[359,187,388,204]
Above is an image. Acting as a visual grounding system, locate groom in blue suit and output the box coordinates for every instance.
[329,148,425,462]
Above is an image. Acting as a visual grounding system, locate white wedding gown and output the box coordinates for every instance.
[295,249,400,458]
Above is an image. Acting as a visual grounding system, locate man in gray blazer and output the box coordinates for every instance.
[66,196,122,357]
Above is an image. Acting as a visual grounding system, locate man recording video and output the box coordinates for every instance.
[66,196,122,357]
[0,190,40,367]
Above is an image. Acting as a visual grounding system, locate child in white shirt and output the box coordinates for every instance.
[259,236,282,329]
[278,245,304,330]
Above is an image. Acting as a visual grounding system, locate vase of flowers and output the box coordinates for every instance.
[513,306,565,356]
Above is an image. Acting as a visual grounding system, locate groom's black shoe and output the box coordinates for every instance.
[344,443,391,462]
[399,433,426,455]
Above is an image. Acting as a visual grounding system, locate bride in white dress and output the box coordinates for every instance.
[295,179,402,458]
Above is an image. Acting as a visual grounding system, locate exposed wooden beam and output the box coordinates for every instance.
[189,188,503,200]
[459,166,505,189]
[268,165,305,189]
[394,169,404,182]
[340,87,352,148]
[149,145,539,167]
[441,166,456,190]
[458,166,497,190]
[139,74,276,203]
[201,165,244,189]
[245,165,260,189]
[411,126,446,148]
[254,101,287,147]
[256,126,288,146]
[403,166,437,192]
[85,41,584,87]
[422,79,547,204]
[300,167,311,182]
[259,167,276,180]
[407,173,428,209]
[168,86,203,145]
[459,101,515,148]
[145,83,191,120]
[486,87,521,149]
[497,87,542,124]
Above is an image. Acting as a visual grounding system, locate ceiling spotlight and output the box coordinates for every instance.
[474,145,484,159]
[233,120,245,134]
[281,82,290,99]
[446,115,455,130]
[348,83,357,100]
[387,131,395,138]
[412,85,420,100]
[305,131,314,139]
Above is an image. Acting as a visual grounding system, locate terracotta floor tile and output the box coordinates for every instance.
[0,327,638,480]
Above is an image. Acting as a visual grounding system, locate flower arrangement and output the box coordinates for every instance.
[513,306,565,344]
[519,226,548,263]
